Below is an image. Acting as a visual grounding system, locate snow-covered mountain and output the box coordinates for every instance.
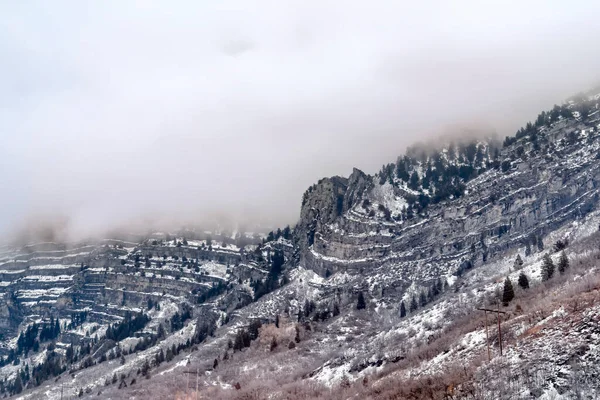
[2,89,600,399]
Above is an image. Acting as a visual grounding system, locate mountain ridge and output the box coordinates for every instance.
[1,90,600,398]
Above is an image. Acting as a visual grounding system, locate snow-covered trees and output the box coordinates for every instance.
[513,254,524,270]
[333,302,340,317]
[542,254,555,281]
[502,277,515,305]
[409,296,418,312]
[357,292,366,310]
[558,251,569,274]
[518,272,529,289]
[419,290,427,307]
[537,236,544,252]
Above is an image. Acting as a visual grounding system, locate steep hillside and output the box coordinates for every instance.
[2,90,600,399]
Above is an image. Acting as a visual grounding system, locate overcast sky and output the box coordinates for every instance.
[1,0,600,239]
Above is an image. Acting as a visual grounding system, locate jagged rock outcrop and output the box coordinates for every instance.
[295,176,348,252]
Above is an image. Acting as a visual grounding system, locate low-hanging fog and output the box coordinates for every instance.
[1,0,600,241]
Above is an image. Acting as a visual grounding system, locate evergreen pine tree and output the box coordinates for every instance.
[502,277,515,305]
[294,325,301,343]
[13,375,22,394]
[233,330,244,351]
[356,292,366,310]
[513,254,524,270]
[410,296,418,312]
[518,272,529,289]
[332,302,340,317]
[399,301,406,318]
[54,318,60,337]
[304,299,311,317]
[558,251,569,274]
[435,277,443,294]
[542,253,555,281]
[409,171,420,190]
[419,290,427,307]
[66,344,73,362]
[537,236,544,252]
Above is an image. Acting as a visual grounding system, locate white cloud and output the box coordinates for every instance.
[1,0,599,238]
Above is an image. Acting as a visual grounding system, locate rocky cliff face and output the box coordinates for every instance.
[296,113,600,298]
[0,235,265,354]
[2,92,600,399]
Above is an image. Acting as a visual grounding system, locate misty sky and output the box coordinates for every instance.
[1,1,600,239]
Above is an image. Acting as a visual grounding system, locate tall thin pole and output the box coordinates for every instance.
[484,310,491,361]
[497,304,503,356]
[196,367,199,400]
[187,368,190,394]
[477,307,506,360]
[60,383,64,400]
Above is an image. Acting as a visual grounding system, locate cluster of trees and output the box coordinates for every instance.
[69,311,88,329]
[105,312,150,342]
[232,320,263,351]
[297,298,340,322]
[0,373,22,396]
[39,317,61,343]
[132,335,159,354]
[264,226,292,243]
[372,98,595,221]
[2,304,210,395]
[16,324,40,357]
[502,96,597,160]
[170,306,192,332]
[400,277,449,317]
[542,251,570,281]
[376,141,501,219]
[523,234,545,256]
[0,348,65,396]
[197,281,228,304]
[103,319,216,390]
[301,183,319,207]
[146,232,264,251]
[251,249,286,300]
[30,350,64,387]
[146,298,161,311]
[502,250,570,306]
[13,318,62,358]
[503,104,573,147]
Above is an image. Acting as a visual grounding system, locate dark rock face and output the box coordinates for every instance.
[343,168,372,214]
[295,176,349,253]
